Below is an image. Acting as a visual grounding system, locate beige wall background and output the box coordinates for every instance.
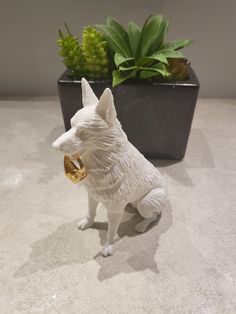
[0,0,235,97]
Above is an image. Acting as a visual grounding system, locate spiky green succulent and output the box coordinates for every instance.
[82,26,110,79]
[57,24,109,79]
[57,24,84,78]
[95,16,193,86]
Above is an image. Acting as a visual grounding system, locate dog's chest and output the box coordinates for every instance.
[83,143,162,204]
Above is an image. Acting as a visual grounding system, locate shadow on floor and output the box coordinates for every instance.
[151,158,194,187]
[150,129,215,187]
[95,201,172,281]
[14,202,172,280]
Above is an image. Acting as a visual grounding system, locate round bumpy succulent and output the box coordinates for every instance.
[57,26,85,78]
[82,26,109,79]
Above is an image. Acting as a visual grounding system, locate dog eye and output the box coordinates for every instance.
[76,129,87,140]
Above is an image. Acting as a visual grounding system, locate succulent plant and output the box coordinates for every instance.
[57,24,109,79]
[95,16,193,86]
[167,58,191,81]
[82,26,110,79]
[58,17,193,85]
[57,24,85,78]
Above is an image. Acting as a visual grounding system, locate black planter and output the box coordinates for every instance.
[58,68,199,160]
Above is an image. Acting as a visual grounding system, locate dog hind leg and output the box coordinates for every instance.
[134,187,167,233]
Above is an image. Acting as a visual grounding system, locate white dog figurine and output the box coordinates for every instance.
[53,78,167,257]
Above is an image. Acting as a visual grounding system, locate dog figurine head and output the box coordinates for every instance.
[52,78,119,156]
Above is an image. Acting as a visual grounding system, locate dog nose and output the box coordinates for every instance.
[52,139,62,150]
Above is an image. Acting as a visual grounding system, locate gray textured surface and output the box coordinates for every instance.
[0,98,235,313]
[1,0,236,97]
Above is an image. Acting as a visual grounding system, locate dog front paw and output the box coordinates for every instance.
[78,217,93,230]
[101,243,113,257]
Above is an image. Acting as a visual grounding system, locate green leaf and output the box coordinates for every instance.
[114,53,134,67]
[152,19,169,51]
[139,63,171,78]
[138,53,169,66]
[107,17,131,54]
[156,63,171,77]
[157,49,184,58]
[95,24,131,57]
[119,65,137,71]
[136,15,153,57]
[139,70,159,79]
[162,39,193,50]
[64,22,72,35]
[149,53,169,64]
[128,22,141,57]
[137,15,163,58]
[58,29,64,39]
[112,70,136,87]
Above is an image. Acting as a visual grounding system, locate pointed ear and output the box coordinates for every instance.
[81,77,98,107]
[96,88,117,124]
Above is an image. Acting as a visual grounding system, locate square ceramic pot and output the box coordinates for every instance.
[58,68,199,159]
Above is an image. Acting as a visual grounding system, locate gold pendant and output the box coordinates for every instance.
[64,153,87,184]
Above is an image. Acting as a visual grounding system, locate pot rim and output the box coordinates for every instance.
[58,67,200,88]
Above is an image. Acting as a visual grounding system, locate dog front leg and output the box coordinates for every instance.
[101,207,124,257]
[78,193,98,230]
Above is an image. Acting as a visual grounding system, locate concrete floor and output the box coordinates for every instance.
[0,98,235,314]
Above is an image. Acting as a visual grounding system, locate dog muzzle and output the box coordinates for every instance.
[64,153,87,184]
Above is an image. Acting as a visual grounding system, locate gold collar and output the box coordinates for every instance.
[64,153,87,183]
